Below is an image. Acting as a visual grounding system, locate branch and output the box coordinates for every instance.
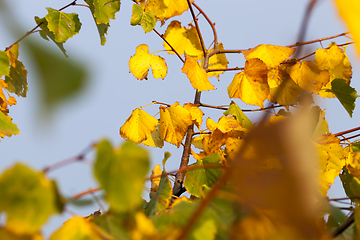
[5,0,78,51]
[331,212,354,238]
[334,126,360,137]
[71,187,102,200]
[199,102,285,112]
[339,133,360,142]
[286,32,350,48]
[153,28,184,63]
[187,0,206,57]
[206,67,244,72]
[152,100,171,107]
[43,142,96,174]
[192,2,218,50]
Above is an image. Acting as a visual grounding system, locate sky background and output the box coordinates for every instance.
[1,0,359,237]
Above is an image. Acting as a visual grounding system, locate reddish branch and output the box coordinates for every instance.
[286,31,350,48]
[334,126,360,137]
[187,0,206,57]
[71,187,102,200]
[153,28,184,63]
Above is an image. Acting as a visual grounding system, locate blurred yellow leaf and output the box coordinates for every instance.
[120,108,158,143]
[333,0,360,56]
[160,102,192,147]
[182,54,215,91]
[183,103,204,129]
[131,212,158,240]
[207,43,229,80]
[0,227,43,240]
[228,71,270,108]
[287,61,330,94]
[242,44,295,68]
[150,164,162,192]
[163,20,203,59]
[129,44,168,80]
[50,216,115,240]
[315,134,345,195]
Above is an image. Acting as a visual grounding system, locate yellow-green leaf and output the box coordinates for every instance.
[85,0,121,25]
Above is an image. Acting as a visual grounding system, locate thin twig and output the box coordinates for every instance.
[286,32,350,48]
[199,102,285,112]
[334,126,360,137]
[340,133,360,142]
[153,28,184,63]
[71,187,102,200]
[152,100,171,107]
[206,67,244,72]
[331,212,354,238]
[187,0,206,57]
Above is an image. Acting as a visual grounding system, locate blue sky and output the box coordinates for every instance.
[0,0,359,236]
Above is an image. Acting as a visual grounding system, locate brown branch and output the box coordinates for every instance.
[71,187,102,200]
[153,28,184,63]
[293,0,318,57]
[199,102,285,112]
[295,42,354,61]
[340,133,360,142]
[206,67,244,72]
[152,100,171,107]
[334,126,360,137]
[43,142,96,174]
[331,212,354,238]
[187,0,206,57]
[286,31,350,48]
[5,0,78,51]
[192,2,218,49]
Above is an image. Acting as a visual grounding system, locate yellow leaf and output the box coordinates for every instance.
[315,134,345,195]
[244,58,269,77]
[207,43,229,80]
[315,43,344,70]
[182,54,215,91]
[129,44,168,80]
[183,103,204,129]
[142,124,164,148]
[131,212,158,240]
[163,20,203,59]
[287,61,330,94]
[333,0,360,56]
[150,164,162,192]
[202,129,227,155]
[5,43,19,68]
[225,137,242,161]
[268,67,303,105]
[159,102,192,147]
[144,0,168,18]
[318,45,352,98]
[50,217,115,240]
[227,72,270,108]
[242,44,295,68]
[7,96,16,106]
[192,134,205,150]
[206,116,244,133]
[120,108,158,143]
[162,0,189,20]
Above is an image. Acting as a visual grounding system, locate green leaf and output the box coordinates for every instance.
[91,212,132,240]
[85,0,121,25]
[5,59,28,97]
[145,172,172,216]
[340,167,360,203]
[351,141,360,152]
[130,3,143,26]
[141,11,156,33]
[328,78,358,117]
[26,41,87,112]
[0,50,10,77]
[0,163,63,234]
[0,111,20,139]
[35,16,68,57]
[45,8,81,43]
[224,101,253,130]
[310,106,329,139]
[326,203,347,229]
[94,140,150,212]
[184,153,223,198]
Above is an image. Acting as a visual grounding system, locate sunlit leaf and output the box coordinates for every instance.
[35,17,67,56]
[183,103,204,130]
[130,3,143,26]
[242,44,295,68]
[206,116,244,133]
[310,106,329,139]
[5,60,28,97]
[120,108,158,143]
[0,111,20,140]
[0,50,10,77]
[287,60,330,94]
[129,44,168,80]
[49,216,115,240]
[0,163,63,234]
[142,123,164,148]
[182,54,215,91]
[45,8,81,43]
[159,102,192,147]
[184,153,223,198]
[207,43,229,80]
[327,78,358,117]
[85,0,121,25]
[224,101,254,130]
[131,212,159,239]
[163,20,203,59]
[94,140,149,212]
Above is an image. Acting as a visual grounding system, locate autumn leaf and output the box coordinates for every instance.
[224,101,254,130]
[131,3,156,33]
[242,44,295,68]
[0,111,20,140]
[45,8,81,43]
[129,44,168,80]
[207,43,229,80]
[315,134,345,195]
[206,116,244,133]
[183,103,204,130]
[159,102,192,147]
[120,108,158,143]
[227,71,270,108]
[85,0,121,25]
[333,0,360,56]
[163,20,203,59]
[0,50,10,77]
[287,60,330,94]
[142,123,164,148]
[182,54,215,91]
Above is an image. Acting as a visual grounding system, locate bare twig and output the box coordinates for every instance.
[187,0,206,57]
[334,126,360,137]
[286,32,350,48]
[153,28,184,63]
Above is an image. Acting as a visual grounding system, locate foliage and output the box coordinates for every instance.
[1,0,360,239]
